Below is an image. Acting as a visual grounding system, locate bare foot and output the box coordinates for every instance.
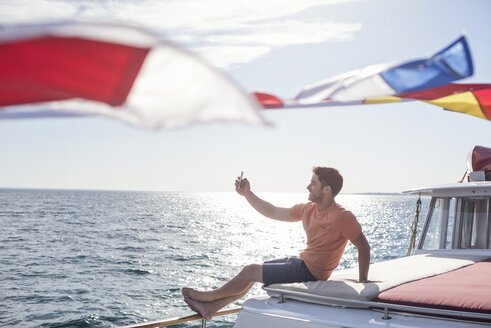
[183,296,215,320]
[182,287,213,302]
[181,287,192,298]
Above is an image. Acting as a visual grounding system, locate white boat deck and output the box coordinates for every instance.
[236,296,491,328]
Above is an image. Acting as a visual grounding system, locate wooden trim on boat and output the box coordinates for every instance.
[120,307,241,328]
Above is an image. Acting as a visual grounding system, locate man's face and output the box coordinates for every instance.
[307,174,324,202]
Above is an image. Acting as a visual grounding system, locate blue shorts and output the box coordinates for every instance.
[262,256,317,286]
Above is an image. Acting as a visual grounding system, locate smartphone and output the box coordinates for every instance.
[239,171,244,188]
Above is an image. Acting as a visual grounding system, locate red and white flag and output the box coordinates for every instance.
[0,22,265,129]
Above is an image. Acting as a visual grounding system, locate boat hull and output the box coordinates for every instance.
[234,296,490,328]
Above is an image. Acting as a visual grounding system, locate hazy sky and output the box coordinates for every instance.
[0,0,490,193]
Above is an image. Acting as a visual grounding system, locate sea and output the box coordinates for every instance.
[0,189,429,328]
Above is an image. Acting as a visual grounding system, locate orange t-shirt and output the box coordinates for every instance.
[289,201,362,280]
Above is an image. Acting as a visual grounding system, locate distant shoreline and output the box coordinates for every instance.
[0,187,410,196]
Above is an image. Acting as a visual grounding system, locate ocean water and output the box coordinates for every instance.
[0,189,428,328]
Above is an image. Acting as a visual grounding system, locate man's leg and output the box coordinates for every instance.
[182,263,262,302]
[183,282,254,320]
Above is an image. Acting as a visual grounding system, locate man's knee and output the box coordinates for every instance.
[240,264,262,281]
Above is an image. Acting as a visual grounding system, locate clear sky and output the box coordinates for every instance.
[0,0,490,193]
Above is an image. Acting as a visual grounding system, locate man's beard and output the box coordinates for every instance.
[308,191,321,203]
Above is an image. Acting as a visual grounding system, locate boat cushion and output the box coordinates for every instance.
[266,253,490,302]
[373,258,491,313]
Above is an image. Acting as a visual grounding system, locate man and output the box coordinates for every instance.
[182,167,370,320]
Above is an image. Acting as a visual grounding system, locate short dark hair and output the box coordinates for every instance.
[313,167,343,197]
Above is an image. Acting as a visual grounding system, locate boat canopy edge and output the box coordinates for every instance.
[403,182,491,197]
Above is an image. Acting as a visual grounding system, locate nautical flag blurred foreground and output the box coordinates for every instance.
[255,36,490,121]
[0,23,488,128]
[0,22,264,129]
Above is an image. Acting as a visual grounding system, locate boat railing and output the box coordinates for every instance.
[264,287,491,323]
[120,307,241,328]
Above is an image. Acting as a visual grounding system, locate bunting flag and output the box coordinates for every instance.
[255,83,491,121]
[254,36,490,121]
[367,83,491,120]
[0,25,487,127]
[0,22,265,129]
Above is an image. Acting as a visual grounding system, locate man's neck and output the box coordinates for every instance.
[316,198,334,211]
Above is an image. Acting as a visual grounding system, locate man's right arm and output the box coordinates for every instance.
[244,190,296,222]
[235,177,296,222]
